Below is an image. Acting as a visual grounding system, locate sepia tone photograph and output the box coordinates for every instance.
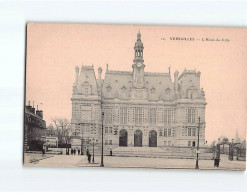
[24,23,246,171]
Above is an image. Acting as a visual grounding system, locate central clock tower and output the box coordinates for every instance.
[132,31,145,88]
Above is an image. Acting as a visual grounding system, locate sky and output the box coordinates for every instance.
[26,23,247,144]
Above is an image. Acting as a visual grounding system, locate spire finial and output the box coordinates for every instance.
[137,30,141,40]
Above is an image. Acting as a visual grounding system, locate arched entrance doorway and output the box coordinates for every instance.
[134,130,142,147]
[119,129,128,147]
[149,130,157,147]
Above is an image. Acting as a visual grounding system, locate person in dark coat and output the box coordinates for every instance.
[86,149,89,156]
[216,159,220,167]
[42,149,45,157]
[88,152,91,163]
[78,149,80,155]
[214,158,220,167]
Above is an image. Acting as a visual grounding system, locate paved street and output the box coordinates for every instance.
[24,153,246,171]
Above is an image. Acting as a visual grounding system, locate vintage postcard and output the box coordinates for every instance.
[24,23,246,171]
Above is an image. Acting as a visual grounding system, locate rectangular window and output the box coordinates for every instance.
[188,107,196,123]
[104,107,113,124]
[164,109,174,124]
[105,140,108,145]
[168,141,172,146]
[164,141,167,146]
[82,109,91,120]
[168,129,171,137]
[188,128,191,136]
[134,107,143,125]
[192,128,196,136]
[188,141,191,147]
[109,140,112,145]
[159,131,163,136]
[120,107,128,124]
[192,141,196,147]
[109,127,112,134]
[105,127,108,134]
[164,129,167,137]
[149,108,157,124]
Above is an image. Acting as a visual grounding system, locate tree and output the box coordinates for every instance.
[46,124,56,136]
[51,118,71,154]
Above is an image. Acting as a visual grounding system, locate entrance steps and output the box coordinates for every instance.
[111,146,212,160]
[82,145,212,160]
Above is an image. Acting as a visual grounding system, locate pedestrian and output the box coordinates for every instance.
[78,149,80,155]
[42,149,45,157]
[216,159,220,167]
[88,152,91,163]
[86,149,89,156]
[74,149,76,155]
[214,158,220,167]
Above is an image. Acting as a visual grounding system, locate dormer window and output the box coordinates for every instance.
[106,85,112,92]
[85,88,88,96]
[121,86,127,92]
[165,88,171,95]
[81,82,92,96]
[150,87,156,94]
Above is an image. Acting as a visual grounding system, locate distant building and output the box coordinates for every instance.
[71,32,207,153]
[24,103,46,151]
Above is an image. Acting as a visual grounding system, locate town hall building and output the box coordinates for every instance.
[71,32,207,154]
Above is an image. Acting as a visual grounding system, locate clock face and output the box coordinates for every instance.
[137,62,142,67]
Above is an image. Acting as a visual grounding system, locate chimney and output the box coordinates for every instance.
[31,106,35,114]
[36,110,43,119]
[26,101,32,111]
[26,105,32,111]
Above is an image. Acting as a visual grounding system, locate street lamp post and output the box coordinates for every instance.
[81,137,83,155]
[92,138,95,163]
[100,112,104,167]
[195,116,201,169]
[229,139,234,161]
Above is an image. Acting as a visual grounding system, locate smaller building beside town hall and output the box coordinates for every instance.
[24,102,46,151]
[71,32,207,153]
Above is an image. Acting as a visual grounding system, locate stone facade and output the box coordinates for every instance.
[24,104,46,151]
[71,32,207,153]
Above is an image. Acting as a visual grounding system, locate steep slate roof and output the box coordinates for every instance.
[77,65,99,95]
[25,107,43,120]
[102,69,175,101]
[102,70,132,100]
